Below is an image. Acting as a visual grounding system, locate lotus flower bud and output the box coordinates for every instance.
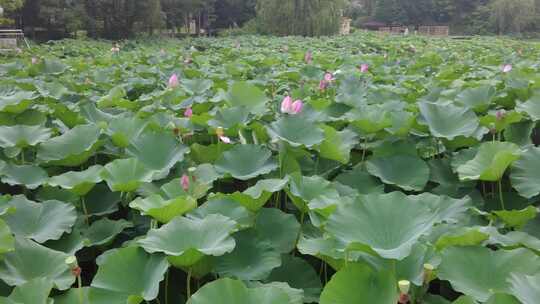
[324,72,334,82]
[181,174,190,191]
[281,96,293,113]
[319,80,329,91]
[304,51,313,64]
[168,73,179,88]
[502,64,512,73]
[219,136,231,144]
[31,57,38,65]
[291,100,303,114]
[216,127,225,137]
[423,263,434,284]
[184,107,193,118]
[360,63,369,73]
[496,110,506,121]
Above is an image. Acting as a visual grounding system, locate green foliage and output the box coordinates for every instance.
[0,32,539,303]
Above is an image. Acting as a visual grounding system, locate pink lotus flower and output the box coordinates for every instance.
[502,64,512,73]
[304,51,313,64]
[219,136,231,144]
[496,110,506,121]
[360,63,369,73]
[291,100,303,114]
[281,96,303,114]
[184,107,193,118]
[181,174,190,191]
[319,80,329,91]
[168,74,179,88]
[281,96,293,113]
[31,57,38,65]
[111,47,120,53]
[324,72,335,82]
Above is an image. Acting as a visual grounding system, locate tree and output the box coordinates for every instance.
[0,0,24,25]
[491,0,536,34]
[256,0,345,36]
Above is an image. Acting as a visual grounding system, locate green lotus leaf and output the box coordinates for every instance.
[138,214,237,267]
[1,163,48,190]
[457,142,521,181]
[435,227,489,251]
[255,208,300,253]
[84,184,121,216]
[505,121,535,147]
[37,124,102,166]
[129,194,197,223]
[83,218,133,246]
[418,101,479,140]
[366,154,430,191]
[484,227,540,252]
[126,130,188,175]
[243,178,289,201]
[265,255,322,303]
[190,143,234,163]
[424,294,451,304]
[0,238,74,290]
[4,195,77,243]
[0,86,37,114]
[97,86,132,109]
[91,246,169,302]
[47,165,103,196]
[182,78,213,95]
[267,116,325,147]
[207,106,251,129]
[187,278,300,304]
[0,219,14,255]
[160,176,211,200]
[106,116,148,148]
[319,263,397,304]
[287,173,340,214]
[509,273,540,304]
[516,96,540,121]
[438,246,540,302]
[511,146,540,198]
[5,277,53,304]
[41,58,68,75]
[452,296,477,304]
[334,167,384,194]
[55,287,131,304]
[215,144,278,180]
[493,206,538,229]
[188,196,255,228]
[35,81,70,99]
[479,110,522,133]
[226,82,268,113]
[326,192,439,260]
[215,230,281,280]
[45,229,85,255]
[455,85,495,111]
[318,126,358,164]
[345,106,392,134]
[0,125,51,148]
[101,158,155,192]
[485,294,520,304]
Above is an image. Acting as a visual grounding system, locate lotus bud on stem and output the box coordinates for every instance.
[398,280,410,304]
[66,256,83,304]
[423,263,434,285]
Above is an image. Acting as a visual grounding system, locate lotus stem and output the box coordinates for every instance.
[77,274,83,304]
[81,197,89,226]
[361,136,368,164]
[498,179,505,210]
[186,267,193,299]
[165,269,169,304]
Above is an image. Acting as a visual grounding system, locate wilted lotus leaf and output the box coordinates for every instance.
[138,214,237,267]
[215,144,278,180]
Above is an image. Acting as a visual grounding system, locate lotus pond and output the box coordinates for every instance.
[0,32,539,303]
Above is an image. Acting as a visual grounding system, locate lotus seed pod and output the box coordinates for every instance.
[398,280,410,294]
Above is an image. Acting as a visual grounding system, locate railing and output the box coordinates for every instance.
[0,29,30,51]
[378,25,450,36]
